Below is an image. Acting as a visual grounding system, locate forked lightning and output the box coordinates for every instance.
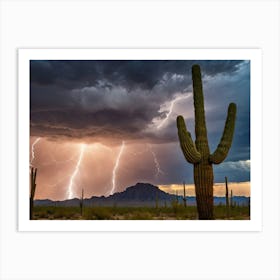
[67,144,86,199]
[109,141,125,195]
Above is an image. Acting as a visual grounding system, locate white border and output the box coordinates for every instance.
[18,49,262,231]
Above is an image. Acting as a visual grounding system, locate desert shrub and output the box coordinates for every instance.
[130,211,153,220]
[92,207,112,220]
[33,204,249,220]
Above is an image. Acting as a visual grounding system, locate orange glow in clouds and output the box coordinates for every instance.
[159,182,250,197]
[30,137,250,201]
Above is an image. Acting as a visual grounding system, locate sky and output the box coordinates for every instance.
[30,60,250,200]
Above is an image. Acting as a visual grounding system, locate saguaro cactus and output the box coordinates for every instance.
[225,176,229,218]
[80,188,84,216]
[183,181,187,208]
[177,65,236,219]
[155,191,159,209]
[30,167,37,219]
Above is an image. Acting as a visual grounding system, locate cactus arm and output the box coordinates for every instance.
[192,65,208,142]
[209,103,237,164]
[177,116,201,164]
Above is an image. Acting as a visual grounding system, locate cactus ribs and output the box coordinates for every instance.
[177,65,236,220]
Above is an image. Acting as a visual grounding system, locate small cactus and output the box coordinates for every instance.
[30,167,37,219]
[183,181,187,208]
[155,191,159,209]
[175,190,179,204]
[225,176,229,218]
[177,65,236,219]
[248,197,250,216]
[79,188,84,216]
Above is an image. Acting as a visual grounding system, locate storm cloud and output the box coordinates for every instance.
[30,60,247,144]
[30,60,250,199]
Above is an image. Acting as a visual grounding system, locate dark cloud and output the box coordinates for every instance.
[214,160,250,183]
[30,60,250,191]
[30,60,244,90]
[30,60,246,143]
[202,61,250,162]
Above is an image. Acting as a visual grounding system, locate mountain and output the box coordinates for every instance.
[108,182,174,201]
[34,182,250,207]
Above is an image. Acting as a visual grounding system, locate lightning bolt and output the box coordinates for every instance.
[109,141,125,196]
[147,144,164,177]
[157,95,190,129]
[30,137,41,166]
[66,144,86,199]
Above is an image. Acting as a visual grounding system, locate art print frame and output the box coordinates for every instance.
[18,48,262,231]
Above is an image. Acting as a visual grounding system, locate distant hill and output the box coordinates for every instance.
[34,182,250,207]
[108,182,174,201]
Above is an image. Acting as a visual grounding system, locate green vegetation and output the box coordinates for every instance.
[177,65,237,220]
[32,204,249,220]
